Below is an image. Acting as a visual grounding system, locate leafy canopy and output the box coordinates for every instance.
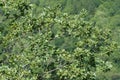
[0,0,117,80]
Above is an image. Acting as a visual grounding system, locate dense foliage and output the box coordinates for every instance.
[0,0,119,80]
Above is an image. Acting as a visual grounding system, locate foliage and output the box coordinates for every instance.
[0,0,117,80]
[30,0,102,15]
[91,0,120,67]
[90,0,120,79]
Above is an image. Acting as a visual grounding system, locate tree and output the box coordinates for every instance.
[0,0,116,80]
[91,0,120,66]
[90,0,120,79]
[30,0,103,15]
